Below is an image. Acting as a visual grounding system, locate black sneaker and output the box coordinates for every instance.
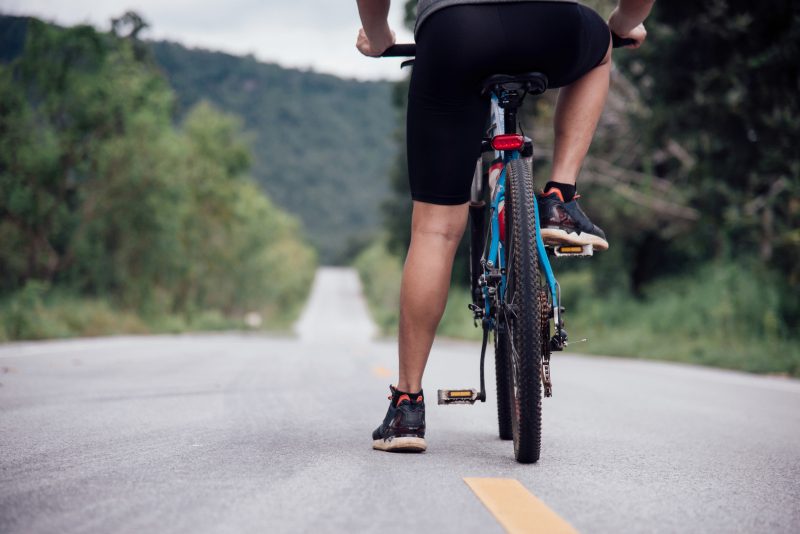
[538,188,609,250]
[372,385,426,452]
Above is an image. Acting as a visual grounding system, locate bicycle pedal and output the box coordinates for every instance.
[552,244,593,257]
[437,389,479,405]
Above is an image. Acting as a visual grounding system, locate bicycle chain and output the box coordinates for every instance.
[538,288,553,397]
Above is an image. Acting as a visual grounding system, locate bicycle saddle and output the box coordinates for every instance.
[481,72,549,97]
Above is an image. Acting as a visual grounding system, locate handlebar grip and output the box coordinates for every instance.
[382,44,417,57]
[611,33,637,48]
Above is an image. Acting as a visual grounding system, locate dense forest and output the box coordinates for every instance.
[357,0,799,375]
[1,14,398,264]
[0,14,316,339]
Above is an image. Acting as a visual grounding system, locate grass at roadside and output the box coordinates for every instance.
[354,238,800,377]
[0,282,306,342]
[558,267,800,376]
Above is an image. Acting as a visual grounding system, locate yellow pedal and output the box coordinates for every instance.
[553,244,594,257]
[438,388,479,405]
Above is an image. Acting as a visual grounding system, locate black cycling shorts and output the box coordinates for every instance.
[407,2,611,205]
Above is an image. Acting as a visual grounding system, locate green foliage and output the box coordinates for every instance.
[381,78,413,259]
[615,0,800,296]
[1,13,397,265]
[437,287,483,341]
[0,281,249,342]
[560,263,800,376]
[354,238,799,376]
[353,237,402,333]
[0,282,148,341]
[148,40,397,264]
[0,17,317,340]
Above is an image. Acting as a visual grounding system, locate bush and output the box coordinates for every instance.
[560,262,800,376]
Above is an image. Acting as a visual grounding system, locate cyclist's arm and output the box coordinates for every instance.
[356,0,395,56]
[608,0,655,48]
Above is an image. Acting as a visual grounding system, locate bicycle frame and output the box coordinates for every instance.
[482,94,562,334]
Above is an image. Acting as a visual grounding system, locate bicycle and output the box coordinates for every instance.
[382,35,632,464]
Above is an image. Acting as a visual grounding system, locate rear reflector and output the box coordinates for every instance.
[491,134,525,151]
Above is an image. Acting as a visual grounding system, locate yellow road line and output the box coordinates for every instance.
[464,478,578,534]
[371,365,392,378]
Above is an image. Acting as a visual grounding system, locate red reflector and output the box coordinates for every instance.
[491,134,525,151]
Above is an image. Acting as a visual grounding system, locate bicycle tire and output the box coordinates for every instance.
[494,327,513,440]
[503,157,544,464]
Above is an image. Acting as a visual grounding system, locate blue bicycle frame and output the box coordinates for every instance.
[482,94,562,331]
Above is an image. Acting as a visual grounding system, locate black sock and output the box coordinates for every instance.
[544,181,576,202]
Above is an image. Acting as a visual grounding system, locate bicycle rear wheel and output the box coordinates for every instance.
[502,157,544,464]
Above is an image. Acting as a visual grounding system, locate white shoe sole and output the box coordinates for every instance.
[372,436,427,453]
[541,228,609,251]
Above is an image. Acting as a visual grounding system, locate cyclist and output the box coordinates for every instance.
[356,0,654,452]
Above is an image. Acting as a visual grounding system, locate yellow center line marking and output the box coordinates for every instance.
[371,365,392,378]
[464,478,579,534]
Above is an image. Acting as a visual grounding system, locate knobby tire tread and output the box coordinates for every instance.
[494,328,513,440]
[504,158,543,464]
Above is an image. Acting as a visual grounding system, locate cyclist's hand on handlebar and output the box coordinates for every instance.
[356,27,396,57]
[608,8,647,49]
[613,23,647,49]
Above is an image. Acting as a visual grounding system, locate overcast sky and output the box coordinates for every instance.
[0,0,415,80]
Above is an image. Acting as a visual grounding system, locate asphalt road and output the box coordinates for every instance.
[1,267,799,533]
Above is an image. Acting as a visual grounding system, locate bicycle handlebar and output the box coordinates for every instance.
[382,33,636,58]
[381,44,417,57]
[611,33,637,48]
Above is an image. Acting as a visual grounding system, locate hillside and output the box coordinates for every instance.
[150,42,398,263]
[0,15,398,263]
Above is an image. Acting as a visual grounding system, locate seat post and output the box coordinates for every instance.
[481,72,549,135]
[503,106,517,135]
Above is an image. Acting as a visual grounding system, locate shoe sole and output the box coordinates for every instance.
[541,228,609,251]
[372,436,427,453]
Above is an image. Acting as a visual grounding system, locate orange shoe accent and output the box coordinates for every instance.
[416,395,423,403]
[542,188,565,202]
[396,394,411,406]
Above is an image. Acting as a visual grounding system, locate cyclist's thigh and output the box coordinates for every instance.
[407,5,500,206]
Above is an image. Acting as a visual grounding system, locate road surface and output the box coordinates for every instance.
[1,267,799,533]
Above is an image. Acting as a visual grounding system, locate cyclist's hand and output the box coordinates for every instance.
[616,23,647,49]
[608,8,647,49]
[356,27,396,57]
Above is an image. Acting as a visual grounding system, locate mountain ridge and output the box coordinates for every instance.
[0,14,398,263]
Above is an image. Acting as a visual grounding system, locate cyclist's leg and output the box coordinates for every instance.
[535,5,612,249]
[396,201,468,393]
[398,7,495,392]
[550,39,613,187]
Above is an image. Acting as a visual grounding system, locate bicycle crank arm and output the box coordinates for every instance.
[438,389,481,405]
